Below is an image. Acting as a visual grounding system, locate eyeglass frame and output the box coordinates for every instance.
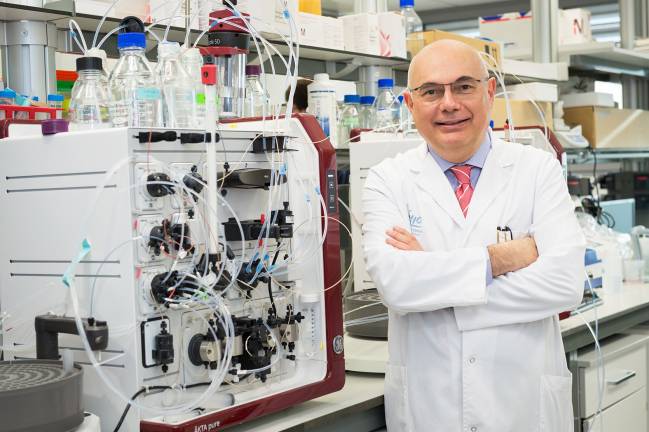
[406,76,493,102]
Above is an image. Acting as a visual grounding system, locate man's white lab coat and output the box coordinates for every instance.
[362,137,586,432]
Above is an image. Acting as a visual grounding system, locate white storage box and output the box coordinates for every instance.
[296,13,344,50]
[559,8,592,45]
[341,12,406,58]
[480,12,532,59]
[507,82,559,102]
[236,0,298,39]
[561,92,615,108]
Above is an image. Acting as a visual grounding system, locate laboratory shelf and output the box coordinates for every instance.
[566,148,649,164]
[0,1,408,67]
[559,41,649,76]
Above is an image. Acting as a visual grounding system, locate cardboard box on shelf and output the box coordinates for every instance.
[559,8,591,45]
[407,29,502,69]
[236,0,298,39]
[297,12,344,50]
[491,98,553,129]
[479,12,532,59]
[561,92,615,108]
[563,106,649,149]
[341,12,406,58]
[507,82,558,102]
[479,8,591,59]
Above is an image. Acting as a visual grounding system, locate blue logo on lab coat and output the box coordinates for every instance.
[409,211,423,235]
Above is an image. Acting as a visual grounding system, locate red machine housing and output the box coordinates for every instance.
[140,113,345,431]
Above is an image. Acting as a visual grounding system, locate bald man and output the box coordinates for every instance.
[361,40,585,431]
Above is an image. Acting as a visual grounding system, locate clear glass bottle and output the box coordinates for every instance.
[399,95,413,131]
[86,48,110,86]
[359,96,375,129]
[375,78,399,132]
[68,56,112,130]
[400,0,424,56]
[156,41,194,128]
[244,65,269,117]
[181,46,206,129]
[108,32,161,128]
[338,94,360,148]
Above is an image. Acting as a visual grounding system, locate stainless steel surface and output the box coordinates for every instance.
[532,0,558,63]
[0,21,57,101]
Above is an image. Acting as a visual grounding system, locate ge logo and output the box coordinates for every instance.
[333,335,344,354]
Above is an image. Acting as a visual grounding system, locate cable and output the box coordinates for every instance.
[113,382,212,432]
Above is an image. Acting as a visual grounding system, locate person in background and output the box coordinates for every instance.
[285,78,309,113]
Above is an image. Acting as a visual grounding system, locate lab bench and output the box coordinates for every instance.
[226,283,649,432]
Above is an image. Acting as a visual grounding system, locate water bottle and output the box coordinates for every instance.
[307,73,338,148]
[181,47,206,129]
[375,78,399,132]
[156,41,194,128]
[359,96,376,129]
[68,56,112,130]
[244,65,269,117]
[109,32,161,128]
[338,95,360,149]
[400,0,424,56]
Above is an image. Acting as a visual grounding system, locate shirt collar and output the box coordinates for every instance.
[428,129,492,171]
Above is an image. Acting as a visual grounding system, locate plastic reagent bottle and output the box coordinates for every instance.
[338,94,360,148]
[398,94,413,130]
[109,32,161,128]
[359,95,376,129]
[375,78,399,132]
[307,73,339,148]
[244,65,269,118]
[68,56,112,130]
[400,0,424,56]
[181,46,206,129]
[156,41,194,128]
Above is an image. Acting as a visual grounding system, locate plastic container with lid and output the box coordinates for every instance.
[0,89,16,105]
[375,78,399,132]
[359,95,375,129]
[338,94,361,149]
[68,56,112,130]
[307,73,338,148]
[244,64,269,118]
[108,32,161,128]
[181,47,206,129]
[156,41,194,128]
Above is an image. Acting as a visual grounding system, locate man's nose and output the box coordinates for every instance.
[438,84,460,111]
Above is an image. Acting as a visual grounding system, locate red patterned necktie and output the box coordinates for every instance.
[450,165,474,218]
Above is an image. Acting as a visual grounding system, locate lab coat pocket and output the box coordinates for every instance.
[384,364,412,432]
[539,374,574,432]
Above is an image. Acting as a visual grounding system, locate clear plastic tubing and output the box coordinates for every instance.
[108,32,161,128]
[68,56,112,130]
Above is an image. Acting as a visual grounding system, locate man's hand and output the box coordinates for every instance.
[488,237,539,277]
[386,226,423,251]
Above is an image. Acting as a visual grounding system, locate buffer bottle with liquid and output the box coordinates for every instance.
[68,56,112,130]
[338,95,360,149]
[181,47,206,129]
[400,0,423,56]
[359,95,375,129]
[244,65,269,117]
[375,78,399,132]
[156,41,194,128]
[307,73,339,148]
[109,32,161,128]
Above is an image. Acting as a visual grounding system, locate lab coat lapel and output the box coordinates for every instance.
[411,144,466,227]
[464,138,515,235]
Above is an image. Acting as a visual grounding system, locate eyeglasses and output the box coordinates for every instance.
[408,77,489,103]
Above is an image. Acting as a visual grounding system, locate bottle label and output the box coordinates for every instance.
[136,87,161,101]
[343,117,359,129]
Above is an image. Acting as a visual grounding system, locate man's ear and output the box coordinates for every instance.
[404,91,414,112]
